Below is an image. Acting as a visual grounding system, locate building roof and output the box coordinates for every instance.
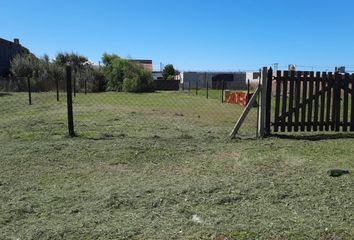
[128,59,152,64]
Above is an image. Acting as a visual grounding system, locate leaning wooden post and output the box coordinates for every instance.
[66,66,75,137]
[258,67,268,137]
[27,76,32,105]
[246,79,250,105]
[230,87,261,139]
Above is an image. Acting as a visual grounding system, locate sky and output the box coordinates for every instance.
[1,0,354,72]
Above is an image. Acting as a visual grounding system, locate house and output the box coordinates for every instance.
[179,71,248,90]
[128,59,153,72]
[246,71,261,84]
[0,38,29,77]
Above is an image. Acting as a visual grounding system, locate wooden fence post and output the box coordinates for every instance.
[56,78,59,101]
[66,66,75,137]
[196,80,198,96]
[27,76,32,105]
[206,79,209,99]
[73,70,76,97]
[205,72,208,99]
[221,80,225,103]
[265,68,273,135]
[258,67,268,137]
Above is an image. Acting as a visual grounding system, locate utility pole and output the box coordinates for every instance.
[273,63,279,72]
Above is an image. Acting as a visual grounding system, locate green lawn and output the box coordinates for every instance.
[1,91,354,240]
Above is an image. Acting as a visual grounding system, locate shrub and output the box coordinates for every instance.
[91,68,107,92]
[102,53,154,93]
[123,69,154,93]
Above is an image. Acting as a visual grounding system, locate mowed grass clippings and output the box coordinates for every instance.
[0,91,354,240]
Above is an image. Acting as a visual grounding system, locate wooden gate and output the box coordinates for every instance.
[265,69,354,134]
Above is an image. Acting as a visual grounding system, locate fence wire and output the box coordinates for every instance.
[0,75,259,142]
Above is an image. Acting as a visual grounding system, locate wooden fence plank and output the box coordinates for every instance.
[274,71,282,132]
[325,72,332,131]
[334,73,341,132]
[288,71,295,132]
[294,71,301,132]
[281,71,289,132]
[269,70,354,133]
[343,73,349,131]
[313,72,321,131]
[351,74,354,131]
[307,72,314,131]
[320,72,327,131]
[330,73,336,131]
[301,72,308,131]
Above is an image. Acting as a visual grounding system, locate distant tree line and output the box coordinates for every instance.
[7,52,105,93]
[5,52,160,93]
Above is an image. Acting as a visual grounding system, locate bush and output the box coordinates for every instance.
[167,75,175,81]
[91,68,107,92]
[123,69,154,93]
[102,53,154,93]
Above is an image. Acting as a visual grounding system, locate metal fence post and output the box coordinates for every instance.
[66,66,75,137]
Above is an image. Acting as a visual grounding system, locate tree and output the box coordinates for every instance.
[48,63,65,97]
[54,52,88,95]
[162,64,175,80]
[102,53,154,92]
[54,52,88,70]
[122,64,154,93]
[91,68,107,92]
[10,54,39,91]
[11,54,38,79]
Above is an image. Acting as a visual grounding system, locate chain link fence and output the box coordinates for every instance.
[0,68,260,142]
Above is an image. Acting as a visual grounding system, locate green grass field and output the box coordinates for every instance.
[1,91,354,240]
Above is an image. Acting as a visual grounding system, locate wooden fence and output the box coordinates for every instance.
[266,69,354,134]
[154,80,180,91]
